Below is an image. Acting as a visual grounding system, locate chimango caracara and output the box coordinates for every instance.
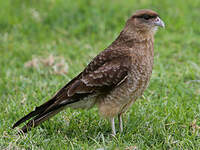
[13,9,165,135]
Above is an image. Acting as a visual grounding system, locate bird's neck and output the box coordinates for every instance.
[110,29,154,50]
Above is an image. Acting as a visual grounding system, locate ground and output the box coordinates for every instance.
[0,0,200,149]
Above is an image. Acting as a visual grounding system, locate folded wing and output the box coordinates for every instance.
[12,49,131,132]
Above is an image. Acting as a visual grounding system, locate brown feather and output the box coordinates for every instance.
[12,9,164,133]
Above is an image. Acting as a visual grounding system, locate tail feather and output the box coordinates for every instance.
[21,106,64,133]
[12,98,56,129]
[12,74,82,130]
[12,84,91,133]
[19,99,79,133]
[12,96,82,132]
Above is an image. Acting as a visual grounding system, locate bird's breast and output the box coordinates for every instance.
[96,37,154,118]
[97,66,153,118]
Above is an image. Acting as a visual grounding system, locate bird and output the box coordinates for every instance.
[12,9,165,136]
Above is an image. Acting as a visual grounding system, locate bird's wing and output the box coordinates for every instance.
[55,49,131,99]
[12,49,131,132]
[43,49,131,112]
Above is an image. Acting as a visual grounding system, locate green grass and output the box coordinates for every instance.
[1,0,200,149]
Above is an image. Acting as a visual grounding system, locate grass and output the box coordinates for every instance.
[0,0,200,149]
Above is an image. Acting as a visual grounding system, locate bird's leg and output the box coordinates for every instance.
[110,117,116,136]
[118,113,123,133]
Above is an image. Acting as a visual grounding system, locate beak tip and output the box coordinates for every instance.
[161,21,165,28]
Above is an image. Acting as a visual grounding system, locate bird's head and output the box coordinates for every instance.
[125,9,165,34]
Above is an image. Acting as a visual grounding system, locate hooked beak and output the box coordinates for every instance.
[154,17,165,28]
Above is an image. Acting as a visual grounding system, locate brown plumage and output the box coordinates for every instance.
[12,9,165,135]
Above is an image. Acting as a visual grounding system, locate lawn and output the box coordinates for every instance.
[0,0,200,149]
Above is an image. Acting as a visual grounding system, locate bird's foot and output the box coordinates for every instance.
[110,117,116,136]
[118,114,123,133]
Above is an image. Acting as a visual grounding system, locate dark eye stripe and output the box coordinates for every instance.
[137,14,157,20]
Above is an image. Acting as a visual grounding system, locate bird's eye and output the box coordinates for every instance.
[133,14,157,20]
[136,14,154,20]
[142,14,151,20]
